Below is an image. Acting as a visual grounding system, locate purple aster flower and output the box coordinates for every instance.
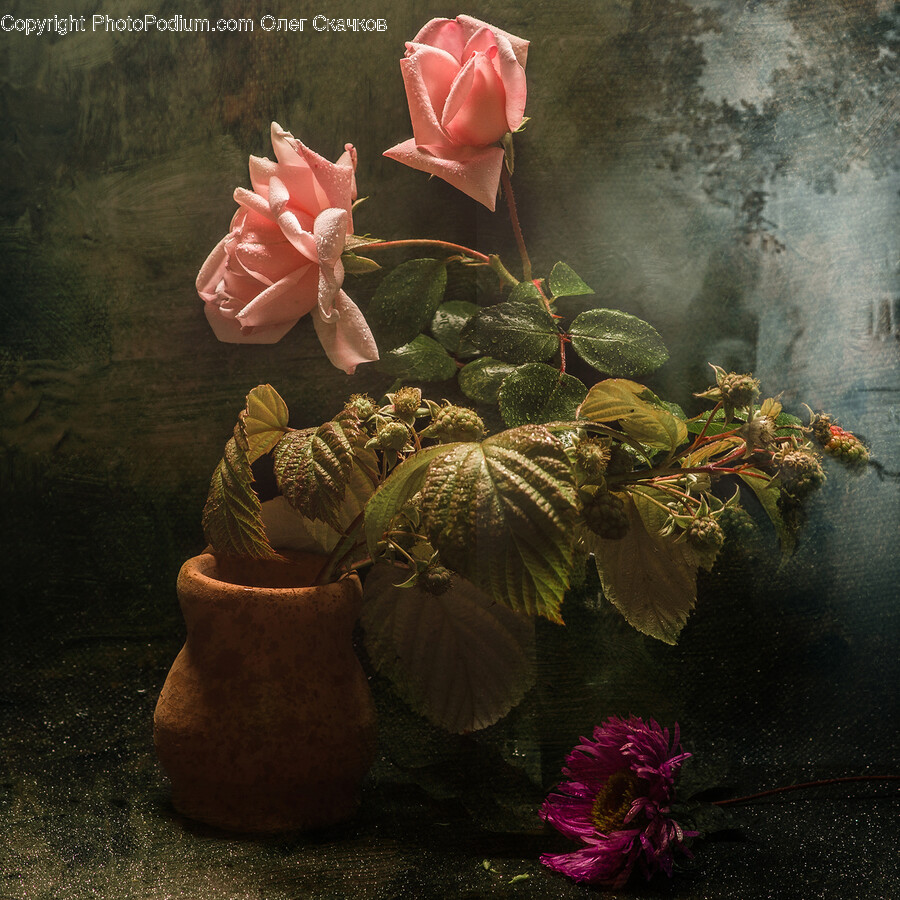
[539,716,697,888]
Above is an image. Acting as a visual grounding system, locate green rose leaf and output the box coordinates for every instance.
[458,357,517,404]
[568,309,668,376]
[548,262,593,298]
[272,416,368,531]
[498,363,587,427]
[241,383,290,462]
[378,334,457,383]
[419,425,578,622]
[508,281,543,304]
[368,258,447,351]
[460,301,559,364]
[361,567,536,734]
[590,490,698,644]
[431,300,480,355]
[202,421,277,560]
[579,379,688,451]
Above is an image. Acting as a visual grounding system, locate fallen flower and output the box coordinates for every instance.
[540,716,697,888]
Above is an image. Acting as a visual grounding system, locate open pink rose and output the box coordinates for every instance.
[197,122,379,374]
[384,15,528,210]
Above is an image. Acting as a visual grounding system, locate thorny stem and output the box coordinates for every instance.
[501,166,532,281]
[713,775,900,807]
[313,509,368,584]
[362,238,491,264]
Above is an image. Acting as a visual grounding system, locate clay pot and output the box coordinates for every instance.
[153,552,377,833]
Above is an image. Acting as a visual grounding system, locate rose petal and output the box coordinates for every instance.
[204,302,299,344]
[411,18,468,62]
[398,53,451,147]
[383,139,505,210]
[235,266,317,328]
[442,48,509,146]
[196,234,229,302]
[312,289,379,374]
[457,15,529,67]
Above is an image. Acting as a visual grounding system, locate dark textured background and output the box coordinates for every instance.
[1,1,898,897]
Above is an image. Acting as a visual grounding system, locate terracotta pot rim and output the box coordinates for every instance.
[183,551,359,595]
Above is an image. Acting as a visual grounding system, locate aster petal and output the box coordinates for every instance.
[539,793,597,842]
[382,139,504,211]
[312,289,379,374]
[540,831,640,887]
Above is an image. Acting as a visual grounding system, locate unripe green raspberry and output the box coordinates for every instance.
[778,449,825,499]
[582,489,630,540]
[824,425,868,467]
[372,421,410,451]
[575,437,610,479]
[344,393,377,420]
[391,387,422,418]
[686,515,725,555]
[718,505,757,540]
[421,564,453,596]
[422,404,485,443]
[719,372,760,409]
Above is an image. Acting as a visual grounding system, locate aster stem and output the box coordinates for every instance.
[501,166,532,282]
[713,775,900,807]
[361,239,491,264]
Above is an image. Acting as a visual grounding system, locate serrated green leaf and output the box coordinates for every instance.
[498,363,587,427]
[241,384,290,462]
[418,426,578,622]
[431,300,479,354]
[590,490,698,644]
[458,357,518,404]
[341,251,381,274]
[378,334,457,382]
[367,258,447,351]
[548,261,593,298]
[739,468,796,560]
[460,301,559,364]
[579,379,688,451]
[273,419,361,531]
[202,425,277,560]
[568,309,668,377]
[361,567,536,733]
[364,443,462,561]
[508,281,543,304]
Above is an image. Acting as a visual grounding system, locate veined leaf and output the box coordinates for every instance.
[579,379,688,451]
[460,301,559,364]
[548,261,593,298]
[590,490,698,644]
[368,258,447,351]
[739,468,796,560]
[242,384,289,462]
[273,418,365,531]
[202,423,277,559]
[683,437,743,467]
[364,443,462,561]
[569,309,668,377]
[361,567,536,734]
[378,334,457,382]
[498,363,587,426]
[418,426,578,622]
[459,357,517,404]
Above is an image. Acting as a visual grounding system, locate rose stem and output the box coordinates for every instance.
[501,166,532,282]
[713,775,900,807]
[362,239,490,264]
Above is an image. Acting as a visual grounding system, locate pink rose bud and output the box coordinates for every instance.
[384,15,528,210]
[196,123,378,374]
